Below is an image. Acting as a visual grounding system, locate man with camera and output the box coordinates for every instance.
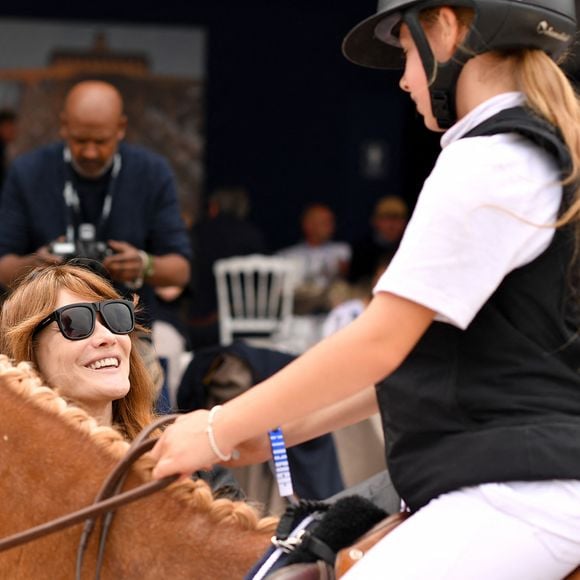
[0,80,191,328]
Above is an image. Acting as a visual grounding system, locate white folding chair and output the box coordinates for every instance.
[213,254,297,347]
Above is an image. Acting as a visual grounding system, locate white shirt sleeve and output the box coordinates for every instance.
[373,133,562,329]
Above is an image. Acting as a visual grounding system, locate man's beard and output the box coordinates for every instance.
[70,154,114,179]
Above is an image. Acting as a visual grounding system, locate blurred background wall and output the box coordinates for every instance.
[1,0,576,249]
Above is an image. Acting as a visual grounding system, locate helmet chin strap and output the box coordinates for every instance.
[404,9,473,129]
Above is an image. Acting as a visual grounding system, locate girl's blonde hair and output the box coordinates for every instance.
[514,50,580,228]
[0,263,157,439]
[514,51,580,299]
[421,6,580,278]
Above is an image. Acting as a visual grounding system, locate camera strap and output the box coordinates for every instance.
[62,147,122,243]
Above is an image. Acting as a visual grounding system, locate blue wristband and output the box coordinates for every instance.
[268,427,294,498]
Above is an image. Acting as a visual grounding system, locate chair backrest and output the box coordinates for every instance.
[213,254,297,346]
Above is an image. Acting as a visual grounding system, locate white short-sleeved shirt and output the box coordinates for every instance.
[374,92,562,329]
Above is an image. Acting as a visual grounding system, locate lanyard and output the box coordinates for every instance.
[62,147,122,243]
[269,428,295,499]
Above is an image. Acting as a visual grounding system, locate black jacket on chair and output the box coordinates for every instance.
[177,340,345,500]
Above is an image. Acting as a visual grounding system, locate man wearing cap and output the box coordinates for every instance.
[348,194,408,285]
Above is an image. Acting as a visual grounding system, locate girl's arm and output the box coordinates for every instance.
[151,292,434,478]
[226,385,379,467]
[282,384,379,448]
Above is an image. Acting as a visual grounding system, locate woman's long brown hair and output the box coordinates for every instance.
[0,263,157,439]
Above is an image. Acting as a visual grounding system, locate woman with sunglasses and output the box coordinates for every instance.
[0,262,242,499]
[0,262,151,436]
[0,261,244,499]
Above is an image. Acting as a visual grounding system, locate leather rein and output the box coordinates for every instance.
[0,414,182,580]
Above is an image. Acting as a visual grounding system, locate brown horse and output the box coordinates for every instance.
[0,356,277,579]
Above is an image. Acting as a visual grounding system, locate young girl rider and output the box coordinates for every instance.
[152,1,580,577]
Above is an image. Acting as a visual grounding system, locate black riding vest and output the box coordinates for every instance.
[376,107,580,512]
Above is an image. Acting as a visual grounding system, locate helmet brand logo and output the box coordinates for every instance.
[537,20,572,43]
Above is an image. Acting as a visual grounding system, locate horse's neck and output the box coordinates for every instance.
[0,377,271,579]
[101,472,271,579]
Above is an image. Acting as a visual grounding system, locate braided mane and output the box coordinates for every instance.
[0,355,278,534]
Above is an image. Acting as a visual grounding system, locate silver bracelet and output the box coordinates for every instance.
[124,250,147,290]
[206,405,232,462]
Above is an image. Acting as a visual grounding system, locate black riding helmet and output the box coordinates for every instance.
[342,0,577,128]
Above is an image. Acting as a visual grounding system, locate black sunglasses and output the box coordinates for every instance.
[33,299,135,341]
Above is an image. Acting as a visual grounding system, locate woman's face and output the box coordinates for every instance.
[34,288,131,422]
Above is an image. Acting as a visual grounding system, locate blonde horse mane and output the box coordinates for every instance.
[0,355,278,534]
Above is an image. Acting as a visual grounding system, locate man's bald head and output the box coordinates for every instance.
[62,81,124,124]
[60,80,127,179]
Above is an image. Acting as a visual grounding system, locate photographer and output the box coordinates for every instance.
[0,80,191,328]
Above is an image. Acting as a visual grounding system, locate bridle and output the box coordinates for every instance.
[0,413,182,580]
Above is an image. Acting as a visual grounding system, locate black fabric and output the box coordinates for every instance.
[245,496,387,579]
[0,141,191,328]
[187,213,267,319]
[177,341,297,411]
[274,500,331,542]
[183,213,267,349]
[283,496,387,567]
[196,464,246,501]
[177,343,235,411]
[376,106,580,511]
[328,468,401,516]
[74,169,110,226]
[347,235,398,285]
[177,341,345,500]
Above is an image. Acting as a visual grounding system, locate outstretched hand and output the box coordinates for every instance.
[150,410,219,480]
[225,432,271,467]
[150,408,274,479]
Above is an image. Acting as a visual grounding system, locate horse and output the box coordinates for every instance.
[7,355,576,580]
[0,356,277,579]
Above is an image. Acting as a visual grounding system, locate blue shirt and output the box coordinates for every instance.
[0,141,192,325]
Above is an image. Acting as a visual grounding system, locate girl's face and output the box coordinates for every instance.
[34,288,131,423]
[399,23,441,132]
[398,10,459,132]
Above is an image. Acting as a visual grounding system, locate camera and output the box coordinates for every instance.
[50,224,114,262]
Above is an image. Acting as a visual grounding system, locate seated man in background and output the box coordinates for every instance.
[277,202,351,314]
[348,195,408,285]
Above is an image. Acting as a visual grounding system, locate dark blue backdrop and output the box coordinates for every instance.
[0,0,442,249]
[203,1,441,249]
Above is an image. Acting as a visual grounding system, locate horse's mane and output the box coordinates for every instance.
[0,355,278,534]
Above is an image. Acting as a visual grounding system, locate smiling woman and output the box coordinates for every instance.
[0,262,154,439]
[0,260,244,511]
[33,290,134,426]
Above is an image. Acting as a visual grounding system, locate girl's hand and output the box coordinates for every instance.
[150,410,221,479]
[150,408,273,478]
[226,432,272,467]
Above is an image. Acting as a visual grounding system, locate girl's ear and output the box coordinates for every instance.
[433,6,463,62]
